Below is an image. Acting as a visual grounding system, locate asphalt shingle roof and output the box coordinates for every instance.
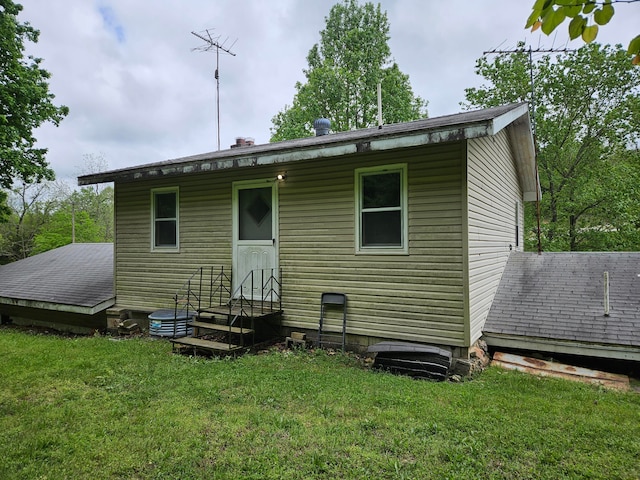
[0,243,114,309]
[484,252,640,347]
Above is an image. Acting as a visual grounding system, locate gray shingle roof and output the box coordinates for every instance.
[484,252,640,347]
[0,243,114,311]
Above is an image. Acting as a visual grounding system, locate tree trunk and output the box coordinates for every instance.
[569,215,578,251]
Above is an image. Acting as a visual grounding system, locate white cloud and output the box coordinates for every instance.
[16,0,638,181]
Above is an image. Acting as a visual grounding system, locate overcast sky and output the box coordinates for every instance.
[18,0,637,183]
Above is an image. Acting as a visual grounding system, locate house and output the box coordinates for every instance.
[0,243,114,333]
[78,103,538,358]
[484,252,640,362]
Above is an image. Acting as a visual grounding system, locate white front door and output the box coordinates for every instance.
[232,180,278,299]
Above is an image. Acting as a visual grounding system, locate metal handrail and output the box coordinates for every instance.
[173,267,203,318]
[173,266,282,350]
[227,268,282,347]
[174,266,233,315]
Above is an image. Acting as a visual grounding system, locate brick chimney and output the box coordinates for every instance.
[230,137,255,149]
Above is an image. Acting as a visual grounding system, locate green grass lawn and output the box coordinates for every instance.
[0,328,638,479]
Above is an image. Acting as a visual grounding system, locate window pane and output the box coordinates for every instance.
[363,172,400,209]
[155,220,177,246]
[362,210,401,246]
[156,193,176,219]
[239,187,272,240]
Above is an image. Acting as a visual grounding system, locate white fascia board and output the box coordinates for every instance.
[369,125,492,151]
[222,124,493,167]
[500,109,541,202]
[491,103,530,135]
[255,143,358,165]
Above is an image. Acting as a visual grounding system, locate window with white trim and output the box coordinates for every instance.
[355,164,408,254]
[152,188,179,250]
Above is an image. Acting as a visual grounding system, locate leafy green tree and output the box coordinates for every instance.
[0,179,114,263]
[67,186,114,242]
[0,190,10,222]
[74,154,114,242]
[464,43,640,251]
[32,209,102,255]
[270,0,427,141]
[0,182,53,262]
[0,0,68,189]
[525,0,640,64]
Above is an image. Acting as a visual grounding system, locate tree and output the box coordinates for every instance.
[32,208,103,255]
[270,0,427,141]
[526,0,640,64]
[0,174,114,263]
[0,0,68,189]
[0,190,9,222]
[464,43,640,251]
[73,154,114,242]
[0,181,54,262]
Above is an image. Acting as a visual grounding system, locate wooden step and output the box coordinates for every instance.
[199,301,281,318]
[189,320,254,335]
[170,337,243,352]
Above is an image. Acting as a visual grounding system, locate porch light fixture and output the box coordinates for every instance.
[276,173,287,181]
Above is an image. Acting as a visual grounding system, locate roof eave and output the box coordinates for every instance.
[78,120,501,186]
[78,103,536,187]
[0,296,116,315]
[503,110,541,202]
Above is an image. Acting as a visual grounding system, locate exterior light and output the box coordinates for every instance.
[276,173,287,181]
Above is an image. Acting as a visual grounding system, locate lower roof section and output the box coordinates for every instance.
[484,251,640,361]
[0,243,114,314]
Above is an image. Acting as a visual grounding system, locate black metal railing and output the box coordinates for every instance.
[173,266,232,318]
[227,268,282,337]
[173,266,282,349]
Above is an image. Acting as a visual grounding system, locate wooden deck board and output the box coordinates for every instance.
[199,302,281,318]
[188,320,254,335]
[170,337,243,352]
[492,352,630,391]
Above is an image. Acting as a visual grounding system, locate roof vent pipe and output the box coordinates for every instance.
[314,118,331,136]
[604,271,610,317]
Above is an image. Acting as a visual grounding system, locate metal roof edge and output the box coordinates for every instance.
[483,332,640,362]
[0,296,116,314]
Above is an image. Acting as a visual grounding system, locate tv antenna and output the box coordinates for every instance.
[483,45,574,137]
[191,29,237,151]
[483,44,574,256]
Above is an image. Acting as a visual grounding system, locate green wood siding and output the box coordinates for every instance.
[467,131,523,344]
[113,143,467,347]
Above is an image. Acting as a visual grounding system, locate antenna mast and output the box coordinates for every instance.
[482,45,574,256]
[483,46,574,137]
[191,29,237,151]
